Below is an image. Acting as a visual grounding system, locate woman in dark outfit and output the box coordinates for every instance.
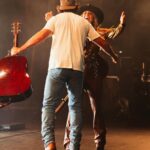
[63,4,126,150]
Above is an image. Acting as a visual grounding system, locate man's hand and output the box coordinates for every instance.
[45,11,53,22]
[11,47,21,56]
[120,11,126,25]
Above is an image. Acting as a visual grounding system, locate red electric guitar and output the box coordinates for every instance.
[0,21,32,108]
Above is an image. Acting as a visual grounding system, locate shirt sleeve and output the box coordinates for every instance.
[43,16,55,33]
[87,23,100,41]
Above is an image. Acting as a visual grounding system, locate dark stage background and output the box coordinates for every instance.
[0,0,150,126]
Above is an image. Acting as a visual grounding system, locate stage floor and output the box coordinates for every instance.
[0,123,150,150]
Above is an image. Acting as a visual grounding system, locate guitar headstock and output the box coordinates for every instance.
[11,21,21,47]
[11,21,21,36]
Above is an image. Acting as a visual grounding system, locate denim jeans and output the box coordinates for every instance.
[41,68,83,150]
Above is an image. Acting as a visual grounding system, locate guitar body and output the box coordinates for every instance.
[0,55,32,103]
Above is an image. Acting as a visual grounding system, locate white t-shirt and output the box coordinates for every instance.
[44,12,100,72]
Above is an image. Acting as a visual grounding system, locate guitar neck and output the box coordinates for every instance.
[13,34,18,47]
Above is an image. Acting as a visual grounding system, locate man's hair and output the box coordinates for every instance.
[57,8,78,13]
[57,0,78,11]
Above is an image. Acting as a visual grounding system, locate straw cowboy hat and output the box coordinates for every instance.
[78,4,104,24]
[57,0,78,11]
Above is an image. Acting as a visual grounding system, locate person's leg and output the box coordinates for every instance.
[41,69,66,149]
[85,77,106,150]
[66,70,83,150]
[63,113,70,150]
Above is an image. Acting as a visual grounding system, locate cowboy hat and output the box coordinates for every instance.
[78,4,104,24]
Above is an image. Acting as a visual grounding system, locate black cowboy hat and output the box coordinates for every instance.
[78,4,104,24]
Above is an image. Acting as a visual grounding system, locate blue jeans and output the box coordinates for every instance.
[41,68,83,150]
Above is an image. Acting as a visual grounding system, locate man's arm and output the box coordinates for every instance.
[11,28,52,55]
[92,37,118,63]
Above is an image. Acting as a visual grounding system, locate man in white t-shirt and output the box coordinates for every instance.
[11,1,118,150]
